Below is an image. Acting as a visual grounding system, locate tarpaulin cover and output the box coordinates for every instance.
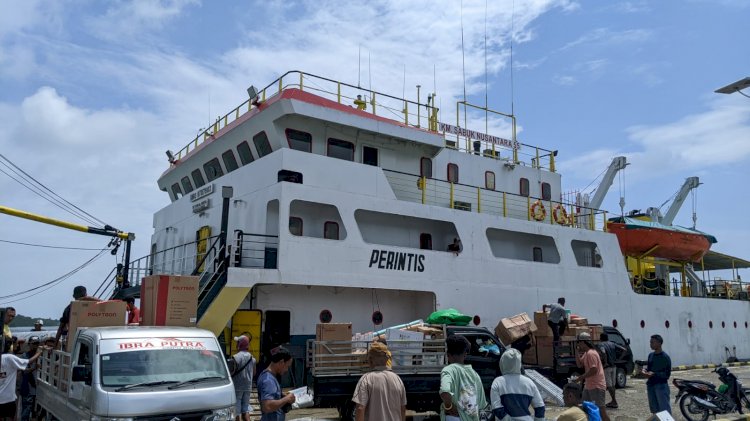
[426,308,472,326]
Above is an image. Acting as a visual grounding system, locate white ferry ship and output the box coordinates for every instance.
[115,70,749,368]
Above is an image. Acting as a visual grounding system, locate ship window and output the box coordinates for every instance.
[485,171,496,190]
[289,217,303,236]
[419,233,433,250]
[180,176,194,193]
[286,129,312,152]
[420,158,432,178]
[327,138,355,161]
[532,247,543,262]
[191,169,206,188]
[170,183,182,200]
[520,178,530,197]
[203,158,224,181]
[324,221,339,240]
[363,146,378,166]
[541,182,551,201]
[237,141,255,165]
[571,240,602,267]
[253,132,272,157]
[222,150,239,173]
[447,163,459,183]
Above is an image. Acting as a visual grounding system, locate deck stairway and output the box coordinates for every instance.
[93,231,277,336]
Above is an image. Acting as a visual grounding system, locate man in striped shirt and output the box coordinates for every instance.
[490,348,545,420]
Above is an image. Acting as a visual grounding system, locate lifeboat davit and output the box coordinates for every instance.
[607,217,717,262]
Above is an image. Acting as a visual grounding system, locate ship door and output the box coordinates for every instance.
[262,310,290,357]
[196,225,211,272]
[231,310,262,359]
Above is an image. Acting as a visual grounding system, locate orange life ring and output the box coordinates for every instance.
[553,204,570,225]
[530,200,546,221]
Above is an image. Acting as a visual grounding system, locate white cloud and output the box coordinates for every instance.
[553,74,577,85]
[85,0,199,42]
[561,27,653,51]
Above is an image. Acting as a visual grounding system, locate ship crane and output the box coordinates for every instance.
[647,176,701,226]
[586,156,628,211]
[0,204,135,286]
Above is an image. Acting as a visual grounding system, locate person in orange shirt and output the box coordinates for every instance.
[575,333,609,421]
[125,297,140,325]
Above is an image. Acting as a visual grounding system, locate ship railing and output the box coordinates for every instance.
[172,70,439,162]
[442,133,558,173]
[703,279,749,301]
[233,230,280,269]
[382,169,608,231]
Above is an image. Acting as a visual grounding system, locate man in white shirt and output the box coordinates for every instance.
[543,298,567,342]
[0,340,44,420]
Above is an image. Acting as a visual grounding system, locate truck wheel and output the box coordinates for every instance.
[616,367,627,388]
[337,400,356,421]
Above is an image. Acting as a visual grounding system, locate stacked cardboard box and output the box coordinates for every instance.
[66,300,127,351]
[315,323,353,367]
[534,311,553,336]
[140,275,199,327]
[495,313,537,345]
[524,310,606,367]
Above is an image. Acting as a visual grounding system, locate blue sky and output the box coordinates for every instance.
[1,0,748,318]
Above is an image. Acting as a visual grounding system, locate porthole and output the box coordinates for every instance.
[688,320,693,329]
[665,320,670,329]
[372,311,383,326]
[612,319,618,328]
[746,321,748,329]
[319,309,333,323]
[473,315,481,326]
[640,320,645,328]
[722,321,726,328]
[709,321,713,329]
[734,321,738,329]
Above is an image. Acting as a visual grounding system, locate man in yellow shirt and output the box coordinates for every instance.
[557,383,589,421]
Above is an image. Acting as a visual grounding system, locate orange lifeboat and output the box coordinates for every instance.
[607,217,716,262]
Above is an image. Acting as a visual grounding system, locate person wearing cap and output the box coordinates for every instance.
[575,332,609,421]
[0,337,44,420]
[257,346,295,421]
[352,341,407,421]
[54,286,101,348]
[231,335,256,421]
[20,336,41,421]
[32,320,43,331]
[490,348,545,421]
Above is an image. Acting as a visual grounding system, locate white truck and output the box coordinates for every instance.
[37,326,236,420]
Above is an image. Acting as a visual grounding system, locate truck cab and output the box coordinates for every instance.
[37,326,237,420]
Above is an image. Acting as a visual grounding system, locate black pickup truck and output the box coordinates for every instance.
[305,324,633,419]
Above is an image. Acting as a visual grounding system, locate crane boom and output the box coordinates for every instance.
[588,156,627,210]
[661,176,700,225]
[0,205,134,240]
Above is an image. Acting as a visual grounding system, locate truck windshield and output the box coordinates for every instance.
[99,338,228,388]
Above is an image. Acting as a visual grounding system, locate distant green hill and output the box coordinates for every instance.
[10,314,59,327]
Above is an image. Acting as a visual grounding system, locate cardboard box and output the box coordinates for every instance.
[535,336,554,366]
[66,300,127,351]
[495,313,537,345]
[589,325,603,339]
[140,275,199,327]
[534,311,552,337]
[386,328,424,366]
[571,317,588,326]
[315,323,353,367]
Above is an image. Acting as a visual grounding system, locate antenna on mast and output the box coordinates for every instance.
[510,0,516,117]
[484,0,489,134]
[460,0,467,128]
[358,45,362,88]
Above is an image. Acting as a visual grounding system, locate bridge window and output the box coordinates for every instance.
[520,178,530,197]
[486,227,560,264]
[363,146,378,166]
[191,169,205,188]
[289,217,303,236]
[286,129,312,152]
[253,132,272,158]
[485,171,496,190]
[180,176,194,193]
[447,163,459,183]
[419,233,433,250]
[420,158,432,178]
[324,221,339,240]
[222,150,239,173]
[203,158,224,182]
[541,182,551,201]
[170,183,182,200]
[237,141,255,165]
[327,138,355,161]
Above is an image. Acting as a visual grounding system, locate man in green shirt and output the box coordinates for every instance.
[439,335,486,421]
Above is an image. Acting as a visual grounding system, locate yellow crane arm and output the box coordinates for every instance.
[0,205,134,240]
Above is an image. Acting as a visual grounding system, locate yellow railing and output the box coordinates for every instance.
[385,170,608,231]
[172,71,440,161]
